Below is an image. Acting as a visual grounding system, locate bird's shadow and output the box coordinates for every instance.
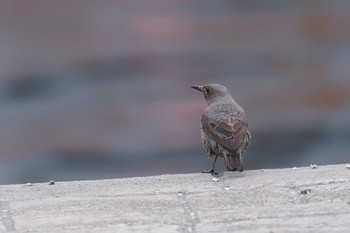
[219,171,246,179]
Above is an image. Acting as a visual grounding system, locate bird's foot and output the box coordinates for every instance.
[202,168,218,177]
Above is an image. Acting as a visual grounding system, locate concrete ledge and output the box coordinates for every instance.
[0,164,350,232]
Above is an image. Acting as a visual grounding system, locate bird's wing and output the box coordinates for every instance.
[202,115,249,152]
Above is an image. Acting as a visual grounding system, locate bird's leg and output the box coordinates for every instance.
[202,155,219,176]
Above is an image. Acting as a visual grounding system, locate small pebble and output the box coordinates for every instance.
[177,192,183,197]
[25,183,33,187]
[48,180,55,185]
[212,177,220,182]
[300,189,312,195]
[261,169,265,172]
[310,164,318,169]
[292,167,297,170]
[224,186,231,191]
[346,165,350,170]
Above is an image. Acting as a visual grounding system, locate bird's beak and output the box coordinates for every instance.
[191,85,204,92]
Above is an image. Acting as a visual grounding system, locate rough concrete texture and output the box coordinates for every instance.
[0,164,349,233]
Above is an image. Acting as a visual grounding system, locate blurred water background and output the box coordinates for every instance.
[0,1,349,184]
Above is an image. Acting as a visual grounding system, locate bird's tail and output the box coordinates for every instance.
[224,154,244,172]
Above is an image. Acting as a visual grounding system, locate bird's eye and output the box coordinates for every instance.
[204,88,210,95]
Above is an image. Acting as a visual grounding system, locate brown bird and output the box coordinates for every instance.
[191,84,251,175]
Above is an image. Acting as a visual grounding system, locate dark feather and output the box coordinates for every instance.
[224,154,244,171]
[202,114,249,154]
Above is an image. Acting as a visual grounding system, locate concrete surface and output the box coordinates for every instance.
[0,164,350,233]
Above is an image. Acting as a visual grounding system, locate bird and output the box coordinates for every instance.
[191,84,251,175]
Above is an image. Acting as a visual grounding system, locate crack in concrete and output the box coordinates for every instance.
[178,193,200,233]
[208,211,350,225]
[0,201,16,232]
[283,179,348,189]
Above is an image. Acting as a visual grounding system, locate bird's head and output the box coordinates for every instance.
[191,84,231,104]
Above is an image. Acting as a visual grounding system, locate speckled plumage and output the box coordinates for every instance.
[192,84,251,174]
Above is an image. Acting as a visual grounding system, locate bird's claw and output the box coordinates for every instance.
[202,168,218,177]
